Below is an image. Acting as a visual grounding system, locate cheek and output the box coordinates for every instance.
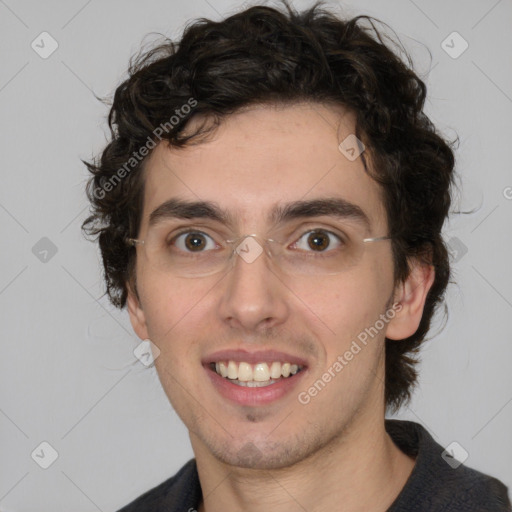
[139,276,211,403]
[296,269,392,408]
[137,271,210,348]
[292,261,393,343]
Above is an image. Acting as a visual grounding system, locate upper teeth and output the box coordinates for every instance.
[214,361,302,382]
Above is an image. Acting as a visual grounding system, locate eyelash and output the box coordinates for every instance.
[168,227,345,253]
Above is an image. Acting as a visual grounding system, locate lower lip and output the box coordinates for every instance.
[205,365,307,406]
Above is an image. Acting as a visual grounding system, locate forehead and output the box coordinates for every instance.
[140,102,387,231]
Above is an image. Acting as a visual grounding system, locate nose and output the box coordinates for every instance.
[217,237,290,332]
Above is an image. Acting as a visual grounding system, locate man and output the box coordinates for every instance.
[83,2,511,510]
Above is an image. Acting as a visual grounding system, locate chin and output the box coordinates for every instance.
[204,433,318,471]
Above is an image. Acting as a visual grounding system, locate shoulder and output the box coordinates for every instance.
[437,462,511,511]
[116,458,201,512]
[386,420,511,512]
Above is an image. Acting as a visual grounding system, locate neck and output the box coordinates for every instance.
[193,410,415,512]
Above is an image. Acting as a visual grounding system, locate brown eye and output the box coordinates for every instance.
[185,233,206,251]
[292,229,342,253]
[173,231,216,252]
[307,231,330,251]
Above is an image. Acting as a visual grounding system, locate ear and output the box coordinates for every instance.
[385,259,435,340]
[126,283,149,341]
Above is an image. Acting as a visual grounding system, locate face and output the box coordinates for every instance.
[127,103,426,470]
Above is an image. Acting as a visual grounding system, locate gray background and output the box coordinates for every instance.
[1,0,511,510]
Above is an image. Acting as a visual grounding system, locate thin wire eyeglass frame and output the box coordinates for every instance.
[126,231,392,278]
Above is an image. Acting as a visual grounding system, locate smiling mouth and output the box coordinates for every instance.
[209,360,304,387]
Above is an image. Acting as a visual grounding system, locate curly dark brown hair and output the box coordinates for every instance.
[82,1,456,412]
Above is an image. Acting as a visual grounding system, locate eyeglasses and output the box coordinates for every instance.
[126,223,391,278]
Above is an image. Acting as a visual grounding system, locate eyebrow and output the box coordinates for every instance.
[148,197,371,230]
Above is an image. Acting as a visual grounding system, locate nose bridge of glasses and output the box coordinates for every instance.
[228,233,277,264]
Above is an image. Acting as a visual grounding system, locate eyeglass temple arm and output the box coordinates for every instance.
[126,238,145,246]
[363,235,391,243]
